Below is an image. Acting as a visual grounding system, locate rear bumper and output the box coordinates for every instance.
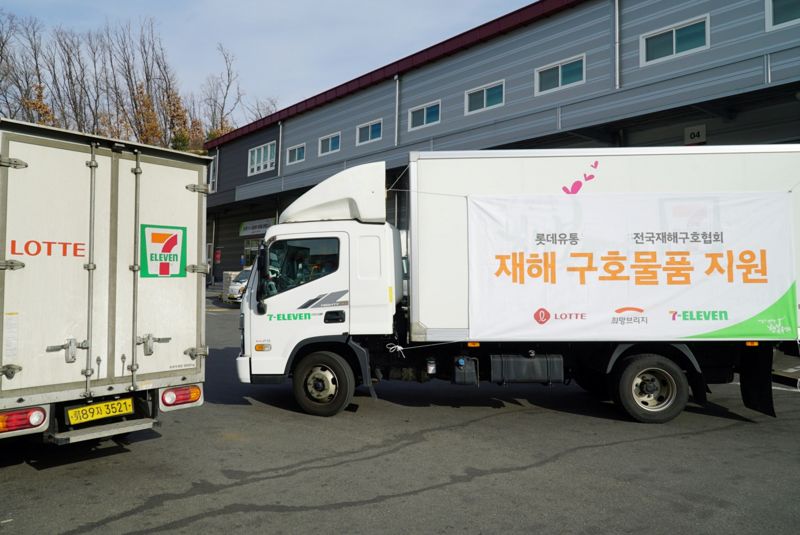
[46,418,156,445]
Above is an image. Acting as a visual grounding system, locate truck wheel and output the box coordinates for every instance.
[293,351,355,417]
[615,354,688,423]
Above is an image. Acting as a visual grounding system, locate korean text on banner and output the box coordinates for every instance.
[467,193,796,341]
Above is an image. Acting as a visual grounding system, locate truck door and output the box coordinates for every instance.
[111,153,205,387]
[249,232,349,376]
[1,136,112,393]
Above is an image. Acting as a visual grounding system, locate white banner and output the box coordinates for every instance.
[467,193,796,341]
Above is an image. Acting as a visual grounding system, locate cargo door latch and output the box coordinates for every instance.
[46,338,88,363]
[137,334,171,356]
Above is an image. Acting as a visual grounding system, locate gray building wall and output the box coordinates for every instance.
[209,123,281,208]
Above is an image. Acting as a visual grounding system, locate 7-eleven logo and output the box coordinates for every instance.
[140,224,187,278]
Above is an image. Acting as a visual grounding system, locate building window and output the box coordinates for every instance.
[247,141,276,176]
[535,55,585,95]
[208,153,218,193]
[286,144,305,165]
[640,16,709,65]
[319,132,341,156]
[408,100,441,130]
[357,119,382,145]
[465,81,504,115]
[767,0,800,30]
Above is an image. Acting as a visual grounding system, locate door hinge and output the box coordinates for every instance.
[187,264,209,274]
[136,333,171,356]
[0,156,28,169]
[186,183,209,194]
[184,346,209,360]
[1,364,22,380]
[0,259,25,271]
[46,338,88,363]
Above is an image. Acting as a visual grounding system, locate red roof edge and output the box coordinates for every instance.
[204,0,586,150]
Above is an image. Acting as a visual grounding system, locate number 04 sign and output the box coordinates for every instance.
[684,124,707,145]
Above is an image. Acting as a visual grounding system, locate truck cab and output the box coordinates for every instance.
[237,162,402,415]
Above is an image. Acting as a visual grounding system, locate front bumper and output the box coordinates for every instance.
[237,354,252,383]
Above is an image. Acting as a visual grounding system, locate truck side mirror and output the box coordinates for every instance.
[255,241,269,306]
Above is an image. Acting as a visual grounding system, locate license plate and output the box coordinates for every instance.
[67,398,134,425]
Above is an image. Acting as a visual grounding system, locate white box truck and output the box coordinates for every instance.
[238,146,800,423]
[0,120,208,443]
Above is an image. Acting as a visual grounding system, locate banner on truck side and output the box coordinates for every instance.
[467,193,797,341]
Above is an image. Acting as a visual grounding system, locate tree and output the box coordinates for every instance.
[0,11,275,151]
[243,96,278,122]
[20,83,56,126]
[133,82,162,145]
[202,44,242,139]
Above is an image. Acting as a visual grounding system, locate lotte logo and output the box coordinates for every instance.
[140,224,187,278]
[534,308,587,324]
[534,308,551,324]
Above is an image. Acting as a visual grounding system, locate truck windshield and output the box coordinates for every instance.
[266,238,339,296]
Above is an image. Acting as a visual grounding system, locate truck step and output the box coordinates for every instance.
[46,418,156,445]
[772,371,800,390]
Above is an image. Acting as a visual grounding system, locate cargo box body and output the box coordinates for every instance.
[0,120,208,443]
[408,147,800,343]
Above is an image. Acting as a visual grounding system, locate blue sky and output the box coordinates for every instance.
[3,0,533,122]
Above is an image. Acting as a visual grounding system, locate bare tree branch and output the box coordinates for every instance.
[0,12,273,149]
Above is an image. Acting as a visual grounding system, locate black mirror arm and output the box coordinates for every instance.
[255,240,269,302]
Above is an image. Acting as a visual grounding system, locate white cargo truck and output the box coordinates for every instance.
[0,119,208,443]
[238,146,800,422]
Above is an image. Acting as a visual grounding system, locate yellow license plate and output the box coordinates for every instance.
[67,398,134,425]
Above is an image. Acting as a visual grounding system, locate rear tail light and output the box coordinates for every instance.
[0,407,47,433]
[161,385,202,407]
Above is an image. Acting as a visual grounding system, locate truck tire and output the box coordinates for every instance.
[293,351,355,417]
[615,354,688,423]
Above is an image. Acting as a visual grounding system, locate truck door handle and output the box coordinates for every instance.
[324,311,346,323]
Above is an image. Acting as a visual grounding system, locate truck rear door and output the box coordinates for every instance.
[111,153,205,387]
[1,134,112,394]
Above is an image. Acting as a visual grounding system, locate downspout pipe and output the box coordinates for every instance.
[614,0,621,90]
[278,120,283,190]
[394,74,400,147]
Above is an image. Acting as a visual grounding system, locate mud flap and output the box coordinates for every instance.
[739,345,775,417]
[348,338,377,400]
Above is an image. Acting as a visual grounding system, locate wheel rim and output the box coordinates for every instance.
[305,365,338,403]
[631,367,677,412]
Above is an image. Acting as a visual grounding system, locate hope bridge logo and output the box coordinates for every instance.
[140,224,187,278]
